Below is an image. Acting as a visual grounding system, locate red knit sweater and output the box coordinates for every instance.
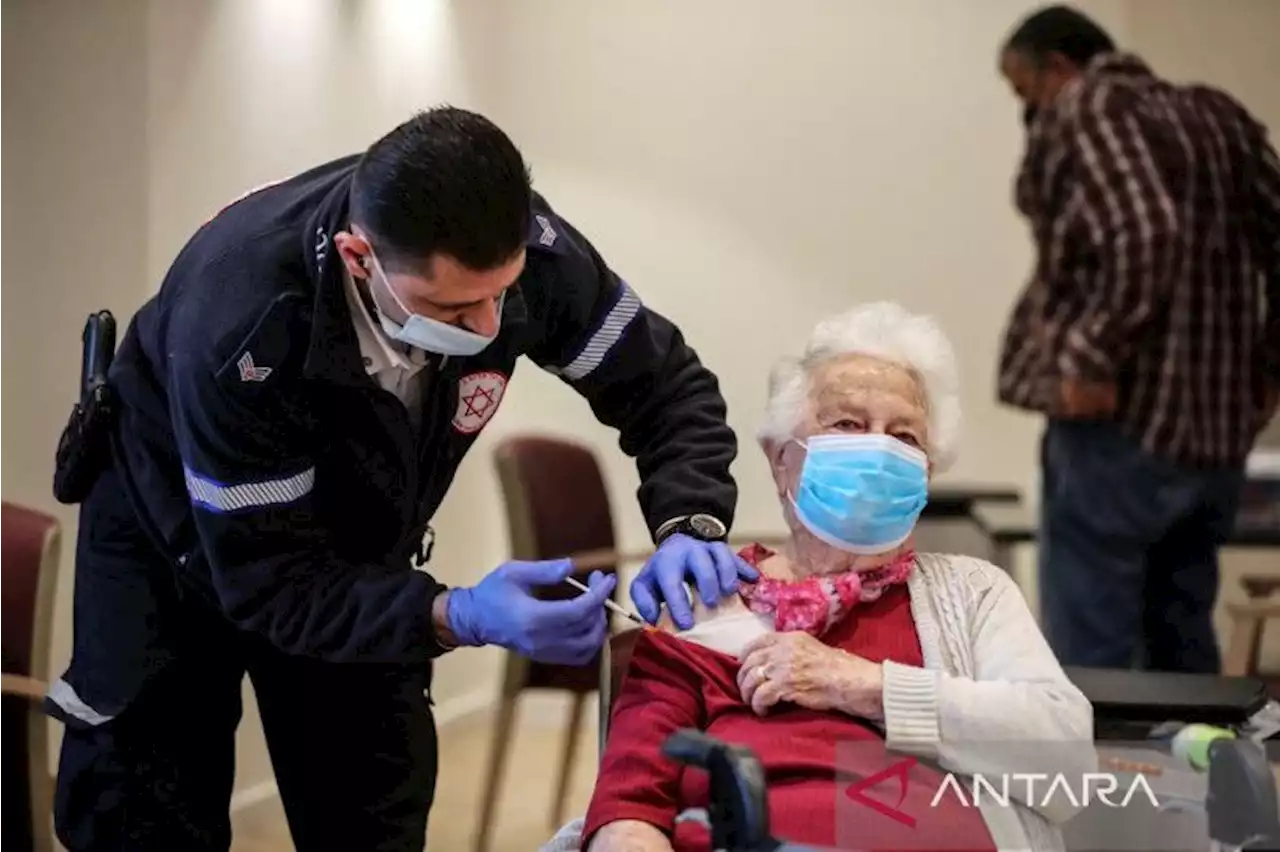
[582,548,996,851]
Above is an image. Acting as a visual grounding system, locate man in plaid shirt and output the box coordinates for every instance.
[997,5,1280,673]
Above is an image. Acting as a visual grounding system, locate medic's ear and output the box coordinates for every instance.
[333,230,372,280]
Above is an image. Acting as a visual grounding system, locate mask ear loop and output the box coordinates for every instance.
[365,249,416,318]
[349,228,380,281]
[350,230,408,332]
[783,438,808,507]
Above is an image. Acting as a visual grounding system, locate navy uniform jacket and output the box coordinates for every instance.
[105,154,738,667]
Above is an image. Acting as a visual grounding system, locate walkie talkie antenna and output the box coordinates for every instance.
[54,310,118,506]
[81,310,116,398]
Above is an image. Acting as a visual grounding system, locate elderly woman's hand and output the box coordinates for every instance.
[736,633,884,719]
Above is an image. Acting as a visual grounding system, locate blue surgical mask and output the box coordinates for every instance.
[789,433,929,555]
[366,250,501,357]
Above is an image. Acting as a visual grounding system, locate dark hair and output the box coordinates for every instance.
[351,106,532,272]
[1004,5,1116,68]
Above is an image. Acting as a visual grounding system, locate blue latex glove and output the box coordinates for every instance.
[630,534,759,630]
[446,560,615,665]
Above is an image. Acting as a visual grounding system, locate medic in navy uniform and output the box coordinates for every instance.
[48,107,756,851]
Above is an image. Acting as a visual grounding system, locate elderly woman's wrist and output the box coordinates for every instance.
[862,662,886,719]
[834,654,886,720]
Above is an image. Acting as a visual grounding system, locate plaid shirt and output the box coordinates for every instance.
[998,53,1280,469]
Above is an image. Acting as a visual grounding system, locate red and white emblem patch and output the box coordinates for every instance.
[453,371,508,434]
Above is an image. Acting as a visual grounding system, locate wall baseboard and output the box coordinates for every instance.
[229,686,500,814]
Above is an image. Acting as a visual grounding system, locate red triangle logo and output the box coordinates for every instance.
[843,757,918,828]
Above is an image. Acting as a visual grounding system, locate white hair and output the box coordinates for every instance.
[758,302,961,471]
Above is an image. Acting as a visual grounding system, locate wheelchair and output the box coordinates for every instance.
[598,630,1280,852]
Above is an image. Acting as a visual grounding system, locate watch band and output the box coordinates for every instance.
[656,514,727,545]
[654,516,690,544]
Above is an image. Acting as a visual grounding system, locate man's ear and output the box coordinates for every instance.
[1045,50,1075,72]
[333,230,372,280]
[1044,50,1084,84]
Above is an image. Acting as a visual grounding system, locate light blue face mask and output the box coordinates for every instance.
[366,250,501,357]
[790,433,930,555]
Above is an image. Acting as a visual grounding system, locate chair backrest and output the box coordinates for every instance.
[493,435,620,692]
[2,501,62,852]
[598,628,643,756]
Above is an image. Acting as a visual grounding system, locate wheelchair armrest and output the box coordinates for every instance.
[1067,666,1270,731]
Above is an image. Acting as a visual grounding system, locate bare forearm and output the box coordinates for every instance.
[587,820,674,852]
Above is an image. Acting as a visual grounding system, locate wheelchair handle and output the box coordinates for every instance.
[662,730,781,852]
[1206,738,1280,849]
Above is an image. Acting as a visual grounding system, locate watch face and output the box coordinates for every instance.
[689,514,726,539]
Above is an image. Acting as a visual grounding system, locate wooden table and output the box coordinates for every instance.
[920,484,1021,519]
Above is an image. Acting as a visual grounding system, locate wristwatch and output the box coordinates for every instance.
[655,514,728,546]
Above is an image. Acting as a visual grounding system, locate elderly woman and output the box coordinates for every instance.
[569,303,1093,852]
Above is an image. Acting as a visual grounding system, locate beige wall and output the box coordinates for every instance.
[1131,0,1280,125]
[3,0,1278,806]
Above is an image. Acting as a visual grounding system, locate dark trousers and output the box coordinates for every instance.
[1038,420,1244,673]
[52,468,439,851]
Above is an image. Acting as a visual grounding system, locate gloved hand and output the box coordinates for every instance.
[446,559,614,666]
[631,534,759,630]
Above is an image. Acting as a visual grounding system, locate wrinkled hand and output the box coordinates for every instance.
[631,534,758,630]
[1059,376,1118,419]
[737,633,884,718]
[447,560,615,666]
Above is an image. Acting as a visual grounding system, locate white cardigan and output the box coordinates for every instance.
[887,552,1096,851]
[543,552,1095,852]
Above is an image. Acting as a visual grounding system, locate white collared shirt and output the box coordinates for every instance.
[341,272,431,414]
